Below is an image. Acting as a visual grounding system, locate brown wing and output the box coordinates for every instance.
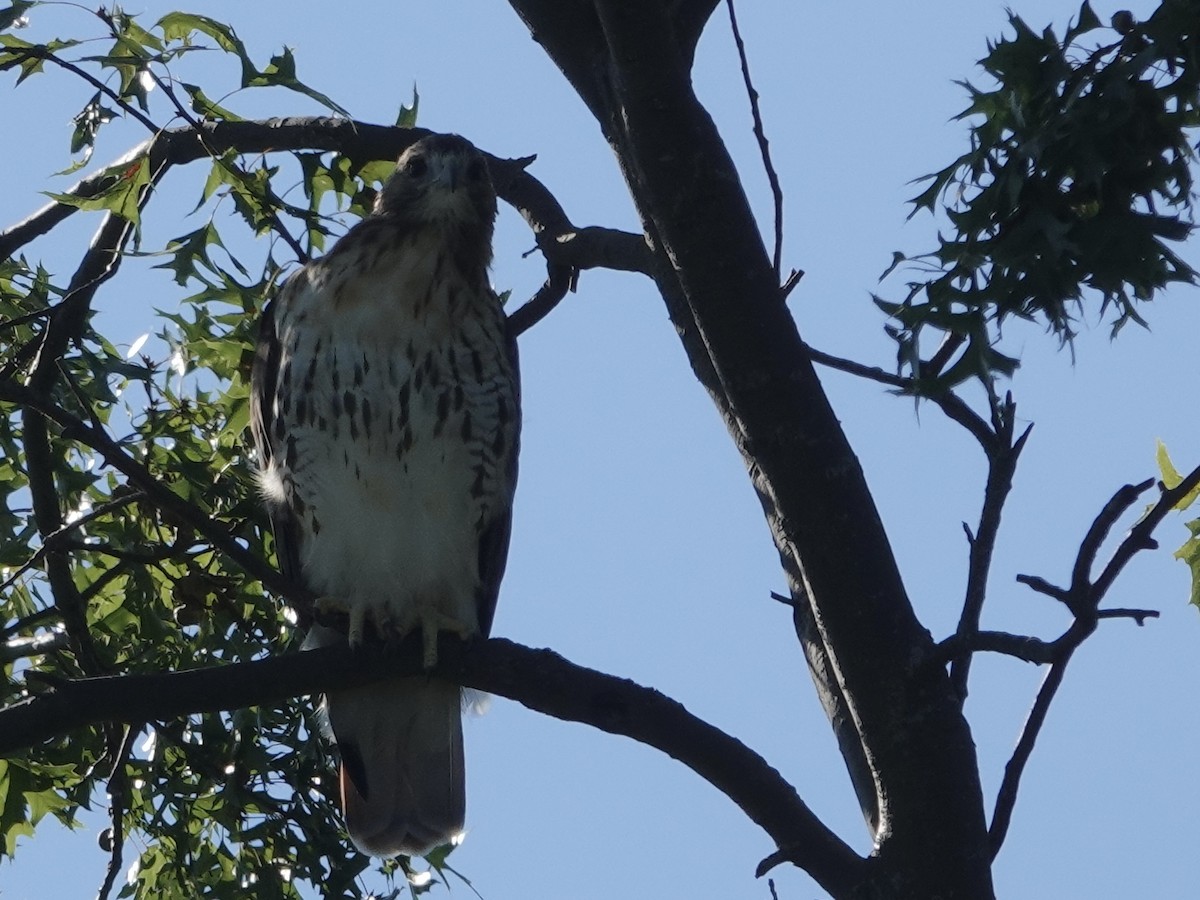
[473,318,520,639]
[249,293,302,586]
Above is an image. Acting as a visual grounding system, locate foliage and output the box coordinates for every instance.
[0,4,445,897]
[880,0,1200,391]
[1157,441,1200,608]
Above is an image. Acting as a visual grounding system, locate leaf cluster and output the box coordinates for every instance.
[881,0,1199,390]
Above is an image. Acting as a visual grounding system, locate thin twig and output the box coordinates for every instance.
[989,652,1071,857]
[1096,608,1159,624]
[801,340,996,447]
[1070,478,1156,608]
[8,46,159,133]
[951,410,1031,698]
[1014,573,1070,604]
[147,69,308,263]
[96,724,140,900]
[725,0,783,278]
[1092,466,1200,601]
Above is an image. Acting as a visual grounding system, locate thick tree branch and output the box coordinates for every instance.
[506,4,994,893]
[0,635,866,893]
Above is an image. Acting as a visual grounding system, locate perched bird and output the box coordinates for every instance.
[249,133,520,857]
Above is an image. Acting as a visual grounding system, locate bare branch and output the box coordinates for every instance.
[1070,478,1156,607]
[0,635,866,892]
[1092,465,1200,600]
[990,463,1199,858]
[934,630,1056,667]
[508,264,575,337]
[2,118,653,283]
[989,655,1070,857]
[725,0,783,278]
[1014,573,1070,604]
[951,411,1032,698]
[0,630,70,664]
[96,724,140,900]
[1096,607,1159,625]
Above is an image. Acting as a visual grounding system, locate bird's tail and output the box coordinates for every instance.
[323,676,465,858]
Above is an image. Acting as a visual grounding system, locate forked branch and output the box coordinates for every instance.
[990,465,1200,856]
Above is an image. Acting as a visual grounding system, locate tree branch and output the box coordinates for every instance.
[725,0,783,278]
[503,4,994,891]
[0,118,652,279]
[934,630,1057,667]
[991,465,1200,857]
[1,635,866,893]
[951,400,1032,697]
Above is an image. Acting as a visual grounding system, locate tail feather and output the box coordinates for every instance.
[324,677,464,857]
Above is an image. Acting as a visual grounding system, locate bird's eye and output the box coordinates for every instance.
[467,159,486,182]
[405,155,428,178]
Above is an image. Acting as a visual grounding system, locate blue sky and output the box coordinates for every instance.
[2,1,1198,898]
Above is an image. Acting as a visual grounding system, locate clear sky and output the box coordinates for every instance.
[2,1,1198,898]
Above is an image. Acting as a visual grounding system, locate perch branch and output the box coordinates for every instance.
[0,635,865,892]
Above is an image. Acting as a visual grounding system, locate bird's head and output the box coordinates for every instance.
[373,134,498,231]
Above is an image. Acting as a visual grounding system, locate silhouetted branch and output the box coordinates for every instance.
[934,630,1056,667]
[989,653,1070,858]
[1,118,653,283]
[0,635,866,891]
[96,724,139,900]
[951,399,1032,697]
[725,0,783,278]
[991,465,1200,857]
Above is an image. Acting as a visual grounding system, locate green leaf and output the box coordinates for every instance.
[44,155,151,227]
[69,91,116,155]
[156,11,255,82]
[1156,441,1200,511]
[245,46,350,116]
[178,82,242,121]
[1177,520,1200,610]
[396,85,419,128]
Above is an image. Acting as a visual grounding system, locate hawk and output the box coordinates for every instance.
[249,133,520,857]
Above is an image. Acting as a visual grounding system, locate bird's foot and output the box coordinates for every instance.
[312,595,372,647]
[413,610,475,669]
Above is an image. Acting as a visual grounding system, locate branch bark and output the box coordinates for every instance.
[511,3,998,897]
[507,3,994,895]
[0,118,652,280]
[1,635,866,894]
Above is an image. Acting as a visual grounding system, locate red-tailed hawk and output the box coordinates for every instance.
[250,133,520,857]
